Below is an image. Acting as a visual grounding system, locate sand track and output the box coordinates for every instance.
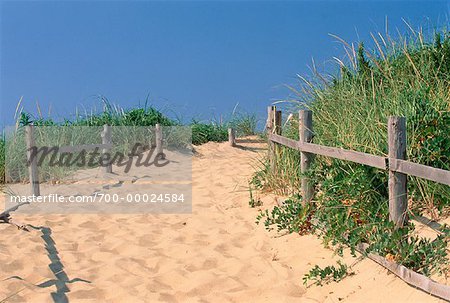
[0,138,443,302]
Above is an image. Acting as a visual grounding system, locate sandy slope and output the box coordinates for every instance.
[0,138,445,302]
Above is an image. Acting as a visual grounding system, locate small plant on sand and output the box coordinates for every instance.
[303,261,349,286]
[256,195,313,234]
[248,182,263,208]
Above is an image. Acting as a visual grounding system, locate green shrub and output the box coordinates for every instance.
[73,107,175,127]
[256,195,312,234]
[303,261,349,286]
[191,122,228,145]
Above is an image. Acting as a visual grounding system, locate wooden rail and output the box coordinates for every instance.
[269,134,387,170]
[267,106,450,227]
[389,159,450,186]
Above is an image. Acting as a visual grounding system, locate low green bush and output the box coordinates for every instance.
[191,122,228,145]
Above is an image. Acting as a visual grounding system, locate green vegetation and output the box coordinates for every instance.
[248,182,263,208]
[191,122,228,145]
[253,28,450,283]
[229,111,258,137]
[190,109,257,145]
[0,100,259,183]
[15,101,258,146]
[256,193,449,278]
[303,261,349,286]
[256,195,312,234]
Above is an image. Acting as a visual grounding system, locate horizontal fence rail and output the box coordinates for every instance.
[266,106,450,228]
[269,134,387,170]
[389,159,450,186]
[269,133,450,186]
[268,133,450,186]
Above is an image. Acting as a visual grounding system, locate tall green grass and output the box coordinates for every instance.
[0,100,259,183]
[253,27,450,278]
[257,28,450,216]
[309,29,449,216]
[190,109,258,145]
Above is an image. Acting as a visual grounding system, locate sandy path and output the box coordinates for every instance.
[0,138,444,302]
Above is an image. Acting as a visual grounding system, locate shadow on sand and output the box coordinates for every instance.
[233,144,267,152]
[6,225,91,303]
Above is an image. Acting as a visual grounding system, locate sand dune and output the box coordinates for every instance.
[0,138,444,302]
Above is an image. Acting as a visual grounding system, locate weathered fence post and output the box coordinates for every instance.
[388,116,408,228]
[155,123,164,160]
[299,110,313,204]
[274,111,282,136]
[267,106,276,171]
[102,125,112,173]
[25,124,40,196]
[266,105,275,132]
[273,110,282,172]
[228,128,236,147]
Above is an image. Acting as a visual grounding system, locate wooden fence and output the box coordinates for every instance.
[266,106,450,228]
[25,124,164,196]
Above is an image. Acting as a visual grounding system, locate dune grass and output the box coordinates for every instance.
[253,27,450,280]
[0,100,258,183]
[256,28,449,214]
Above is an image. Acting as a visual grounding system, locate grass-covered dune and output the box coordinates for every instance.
[253,29,450,282]
[0,102,258,183]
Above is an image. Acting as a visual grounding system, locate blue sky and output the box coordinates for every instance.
[1,1,448,126]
